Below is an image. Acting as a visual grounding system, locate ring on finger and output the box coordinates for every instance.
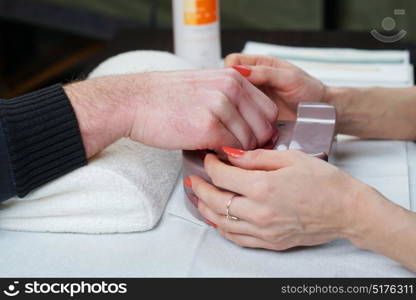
[226,195,239,221]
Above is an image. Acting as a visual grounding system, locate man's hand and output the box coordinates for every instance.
[225,54,326,120]
[65,68,278,158]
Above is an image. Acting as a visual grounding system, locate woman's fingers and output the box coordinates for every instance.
[190,176,305,250]
[217,229,288,251]
[203,153,268,198]
[195,194,291,246]
[198,200,292,251]
[224,53,295,69]
[197,198,248,228]
[203,150,299,197]
[223,148,301,171]
[190,175,255,217]
[241,66,298,92]
[197,200,266,236]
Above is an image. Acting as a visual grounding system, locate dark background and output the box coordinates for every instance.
[0,0,415,98]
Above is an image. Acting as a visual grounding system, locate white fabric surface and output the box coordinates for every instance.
[0,51,194,233]
[0,50,414,277]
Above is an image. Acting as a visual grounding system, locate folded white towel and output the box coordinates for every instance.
[0,51,195,233]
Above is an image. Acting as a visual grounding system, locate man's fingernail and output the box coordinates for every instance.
[232,65,252,77]
[205,218,217,228]
[222,146,245,158]
[184,177,192,188]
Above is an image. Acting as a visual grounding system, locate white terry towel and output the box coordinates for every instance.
[0,51,196,233]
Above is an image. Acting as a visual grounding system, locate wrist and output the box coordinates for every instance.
[323,86,371,136]
[323,86,348,132]
[346,184,416,270]
[64,76,137,158]
[344,182,407,251]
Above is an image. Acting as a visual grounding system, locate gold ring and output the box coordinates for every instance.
[226,195,239,221]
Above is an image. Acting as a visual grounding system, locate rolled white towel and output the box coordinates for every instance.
[0,51,196,233]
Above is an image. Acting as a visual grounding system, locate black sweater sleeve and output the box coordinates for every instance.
[0,84,87,202]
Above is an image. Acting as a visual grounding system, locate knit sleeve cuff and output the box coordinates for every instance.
[0,84,87,198]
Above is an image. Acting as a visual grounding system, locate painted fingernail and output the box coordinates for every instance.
[222,146,245,158]
[184,177,192,188]
[205,218,217,228]
[232,65,252,77]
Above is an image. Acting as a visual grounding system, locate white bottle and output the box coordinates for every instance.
[172,0,221,69]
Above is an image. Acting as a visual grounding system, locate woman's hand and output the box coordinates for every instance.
[66,68,278,157]
[225,54,416,140]
[188,148,364,249]
[186,148,416,272]
[224,54,327,120]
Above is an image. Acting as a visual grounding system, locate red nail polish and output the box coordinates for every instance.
[184,177,192,188]
[222,146,245,158]
[205,218,217,228]
[232,65,252,77]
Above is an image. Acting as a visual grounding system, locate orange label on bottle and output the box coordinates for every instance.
[183,0,217,25]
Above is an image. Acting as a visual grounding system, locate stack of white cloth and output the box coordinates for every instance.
[0,51,194,233]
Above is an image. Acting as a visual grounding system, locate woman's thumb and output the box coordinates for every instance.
[222,146,295,171]
[232,65,292,90]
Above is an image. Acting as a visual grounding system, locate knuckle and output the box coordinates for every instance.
[223,74,242,96]
[270,103,279,121]
[200,119,224,150]
[203,115,222,133]
[248,149,266,161]
[249,174,271,200]
[210,174,222,188]
[252,208,275,227]
[210,93,230,112]
[224,53,240,65]
[288,69,302,81]
[259,230,278,242]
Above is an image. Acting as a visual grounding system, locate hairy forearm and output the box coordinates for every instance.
[348,186,416,272]
[324,86,416,140]
[63,75,138,158]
